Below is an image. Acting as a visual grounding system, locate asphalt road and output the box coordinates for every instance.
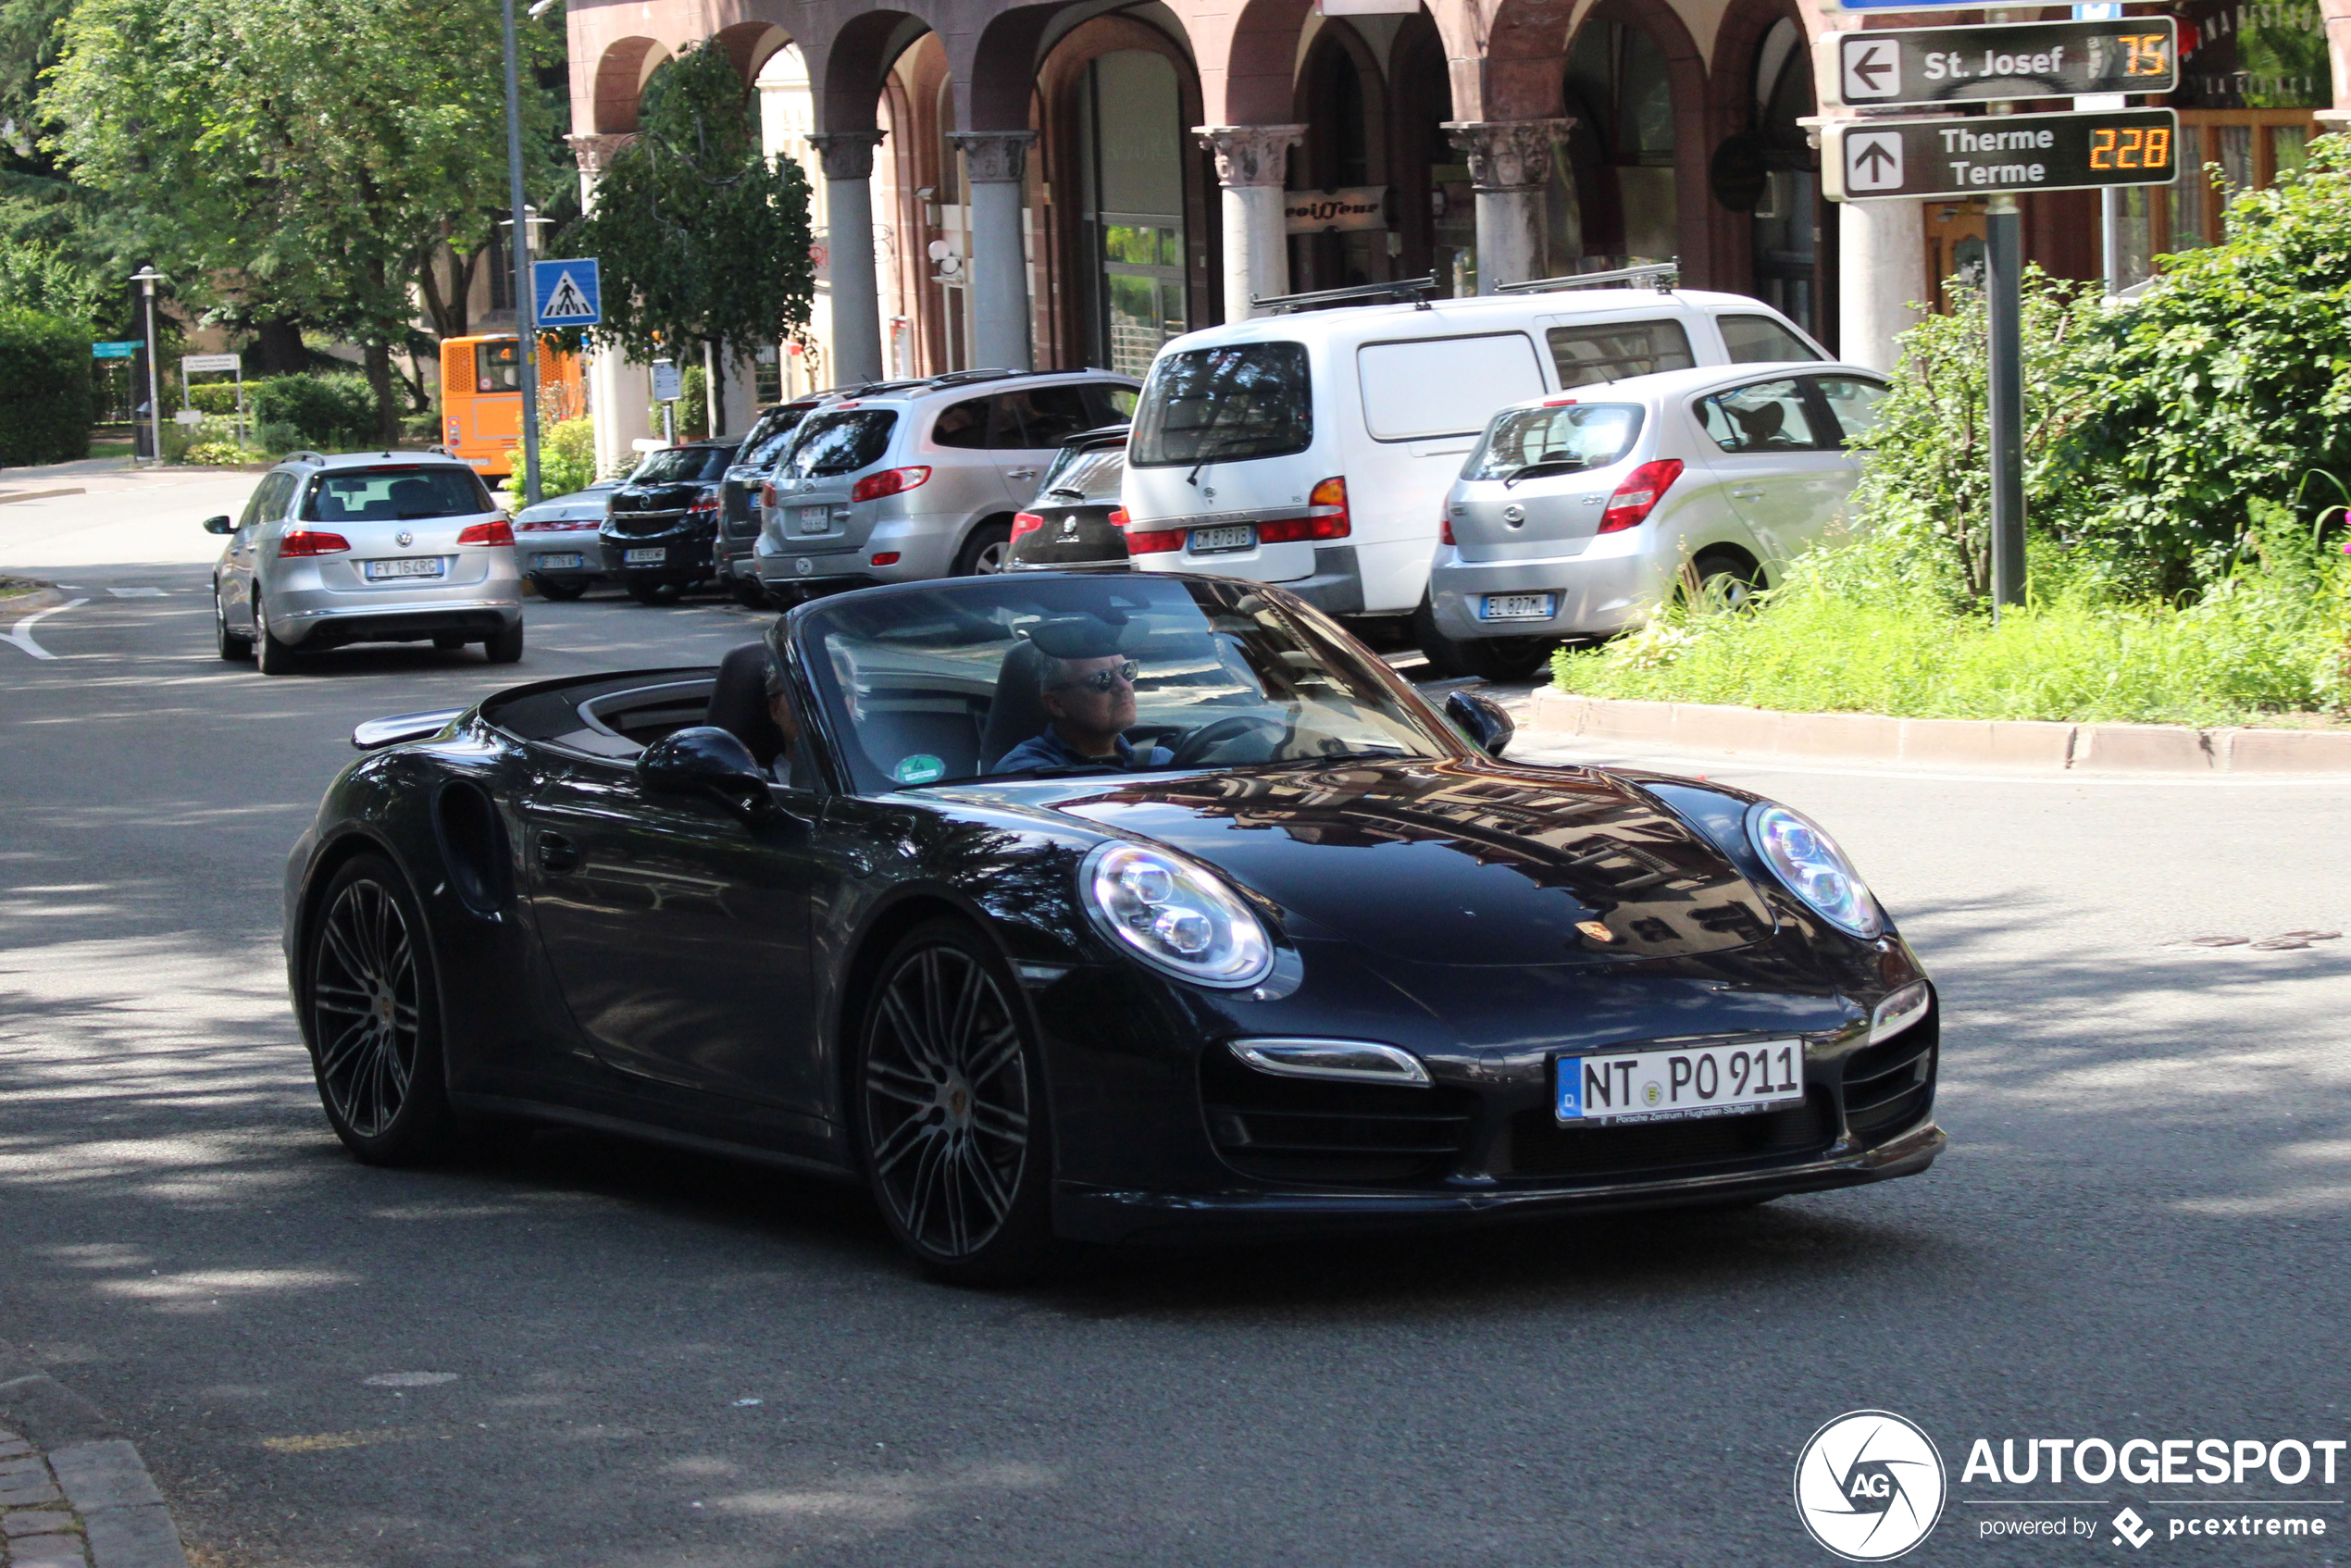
[4,472,2350,1567]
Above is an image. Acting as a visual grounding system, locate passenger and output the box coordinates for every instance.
[994,618,1173,775]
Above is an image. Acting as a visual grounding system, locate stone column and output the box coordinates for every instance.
[569,133,653,478]
[1194,125,1306,320]
[1443,119,1574,292]
[809,131,889,386]
[946,131,1038,372]
[1838,196,1926,374]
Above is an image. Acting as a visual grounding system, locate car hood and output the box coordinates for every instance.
[1041,757,1777,967]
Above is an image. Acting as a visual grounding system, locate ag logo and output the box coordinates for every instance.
[1794,1410,1946,1562]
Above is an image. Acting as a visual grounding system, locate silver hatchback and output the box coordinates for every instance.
[1422,362,1887,678]
[205,452,525,675]
[753,369,1137,599]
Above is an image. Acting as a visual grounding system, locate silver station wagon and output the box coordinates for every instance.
[205,450,524,675]
[1423,362,1888,678]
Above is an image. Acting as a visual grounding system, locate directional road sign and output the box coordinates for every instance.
[92,341,140,359]
[1824,106,2179,202]
[1824,18,2175,108]
[180,352,241,374]
[531,257,602,327]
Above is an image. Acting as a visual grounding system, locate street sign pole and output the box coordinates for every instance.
[130,266,166,467]
[1985,191,2026,616]
[500,0,541,505]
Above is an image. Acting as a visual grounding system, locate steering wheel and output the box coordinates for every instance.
[1170,714,1287,768]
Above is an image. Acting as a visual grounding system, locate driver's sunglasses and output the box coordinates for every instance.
[1053,659,1139,694]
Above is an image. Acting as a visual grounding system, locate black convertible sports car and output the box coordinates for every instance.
[284,572,1941,1281]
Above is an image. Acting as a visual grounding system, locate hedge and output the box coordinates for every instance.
[248,372,376,452]
[0,307,94,466]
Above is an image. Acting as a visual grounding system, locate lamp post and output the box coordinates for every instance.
[501,0,545,503]
[130,265,166,466]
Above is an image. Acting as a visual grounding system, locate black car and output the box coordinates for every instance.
[284,573,1941,1282]
[598,438,740,604]
[718,400,823,605]
[1006,423,1130,572]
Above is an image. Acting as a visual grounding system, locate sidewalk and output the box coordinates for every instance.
[0,1363,189,1568]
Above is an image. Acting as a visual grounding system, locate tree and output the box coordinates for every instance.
[44,0,571,439]
[564,39,815,432]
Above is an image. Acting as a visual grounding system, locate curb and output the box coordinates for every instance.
[1526,688,2351,775]
[0,1359,190,1568]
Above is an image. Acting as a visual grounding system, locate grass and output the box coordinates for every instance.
[1551,529,2351,728]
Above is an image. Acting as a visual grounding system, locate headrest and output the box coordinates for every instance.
[1024,614,1137,661]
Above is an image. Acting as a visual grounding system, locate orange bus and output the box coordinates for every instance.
[439,335,584,479]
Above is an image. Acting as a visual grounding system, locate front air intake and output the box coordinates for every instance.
[1200,1047,1475,1185]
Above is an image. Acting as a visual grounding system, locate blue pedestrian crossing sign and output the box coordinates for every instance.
[532,258,601,327]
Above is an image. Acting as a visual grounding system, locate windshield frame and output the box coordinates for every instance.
[784,574,1471,797]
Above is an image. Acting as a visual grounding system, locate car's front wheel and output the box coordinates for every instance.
[856,919,1058,1283]
[305,854,459,1165]
[213,581,252,661]
[254,596,302,675]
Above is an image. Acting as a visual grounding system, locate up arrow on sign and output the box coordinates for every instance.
[1845,131,1905,192]
[1843,41,1899,100]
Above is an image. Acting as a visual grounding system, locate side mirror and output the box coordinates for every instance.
[637,725,776,822]
[202,515,234,535]
[1444,690,1516,759]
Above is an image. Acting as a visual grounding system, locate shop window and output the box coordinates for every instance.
[1080,52,1188,378]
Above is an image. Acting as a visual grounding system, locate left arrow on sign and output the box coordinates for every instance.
[1843,41,1898,99]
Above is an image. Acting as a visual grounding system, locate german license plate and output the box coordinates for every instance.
[1555,1039,1805,1125]
[797,505,831,534]
[623,547,666,565]
[534,553,583,571]
[1188,525,1253,554]
[1482,592,1557,620]
[363,557,444,580]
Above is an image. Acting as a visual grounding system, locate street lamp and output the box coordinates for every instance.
[500,0,548,503]
[129,265,167,466]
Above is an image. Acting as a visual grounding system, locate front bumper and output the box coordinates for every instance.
[1428,542,1673,640]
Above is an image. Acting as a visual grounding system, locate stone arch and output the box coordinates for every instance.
[714,20,793,94]
[1200,0,1316,128]
[821,8,937,134]
[1479,0,1577,121]
[591,37,669,134]
[1558,0,1714,282]
[958,4,1073,131]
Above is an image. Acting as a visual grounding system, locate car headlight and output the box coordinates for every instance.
[1747,803,1884,940]
[1081,842,1275,988]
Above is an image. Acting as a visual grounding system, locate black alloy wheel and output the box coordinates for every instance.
[532,576,589,602]
[306,855,457,1164]
[1686,551,1763,613]
[213,581,252,661]
[856,920,1056,1282]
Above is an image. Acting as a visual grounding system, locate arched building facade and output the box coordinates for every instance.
[567,0,2351,467]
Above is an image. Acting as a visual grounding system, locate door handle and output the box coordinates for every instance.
[536,830,579,874]
[1730,488,1766,501]
[1006,468,1038,479]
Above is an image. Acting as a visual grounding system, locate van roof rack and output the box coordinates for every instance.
[1251,276,1438,315]
[924,367,1020,388]
[1495,260,1679,296]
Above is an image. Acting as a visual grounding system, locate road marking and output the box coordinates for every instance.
[2,597,89,660]
[107,586,168,598]
[0,487,86,504]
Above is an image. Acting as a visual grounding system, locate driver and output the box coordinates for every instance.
[995,619,1173,776]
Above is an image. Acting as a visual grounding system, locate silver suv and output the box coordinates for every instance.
[205,450,523,675]
[753,368,1138,598]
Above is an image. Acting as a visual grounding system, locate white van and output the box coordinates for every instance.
[1120,282,1826,666]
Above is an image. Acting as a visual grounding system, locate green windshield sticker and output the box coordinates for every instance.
[892,753,947,785]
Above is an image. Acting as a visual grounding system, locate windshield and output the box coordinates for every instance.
[741,405,814,468]
[1038,440,1126,502]
[1130,342,1311,467]
[1464,403,1645,481]
[472,340,522,393]
[797,576,1453,792]
[628,445,734,484]
[778,409,899,479]
[303,466,493,522]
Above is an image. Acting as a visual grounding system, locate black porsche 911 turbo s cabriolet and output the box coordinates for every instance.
[284,571,1942,1281]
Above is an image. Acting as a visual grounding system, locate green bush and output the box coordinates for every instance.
[186,381,247,417]
[498,417,600,503]
[1551,515,2351,727]
[181,438,257,467]
[255,419,304,455]
[249,372,375,449]
[2054,132,2351,588]
[0,306,94,465]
